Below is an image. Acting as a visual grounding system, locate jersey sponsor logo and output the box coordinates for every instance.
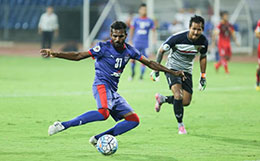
[93,45,101,52]
[137,29,147,35]
[111,71,122,77]
[138,21,151,29]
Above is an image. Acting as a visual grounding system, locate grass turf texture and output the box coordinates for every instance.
[0,55,260,161]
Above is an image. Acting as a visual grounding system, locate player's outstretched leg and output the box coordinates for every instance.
[89,136,98,147]
[214,62,220,72]
[129,60,136,81]
[48,121,65,136]
[173,99,187,134]
[140,64,146,80]
[48,108,109,136]
[155,94,175,112]
[256,68,260,91]
[155,93,166,112]
[92,113,140,141]
[223,59,229,74]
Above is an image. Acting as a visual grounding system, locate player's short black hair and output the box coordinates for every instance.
[189,15,205,30]
[110,21,127,34]
[220,11,228,17]
[139,3,146,8]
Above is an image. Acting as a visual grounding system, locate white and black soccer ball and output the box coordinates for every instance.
[96,134,118,156]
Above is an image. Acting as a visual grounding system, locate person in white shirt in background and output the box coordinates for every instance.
[38,6,59,49]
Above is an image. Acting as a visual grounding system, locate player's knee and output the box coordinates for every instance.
[125,113,140,124]
[174,93,183,100]
[98,108,110,120]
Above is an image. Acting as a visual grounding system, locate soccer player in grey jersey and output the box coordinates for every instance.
[151,15,208,134]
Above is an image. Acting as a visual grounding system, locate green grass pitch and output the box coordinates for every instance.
[0,55,260,161]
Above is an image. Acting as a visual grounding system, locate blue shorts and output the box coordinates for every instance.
[92,84,134,121]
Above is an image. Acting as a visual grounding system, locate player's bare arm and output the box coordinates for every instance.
[40,49,92,61]
[156,46,165,64]
[200,55,207,73]
[152,28,157,45]
[231,30,239,46]
[128,27,134,45]
[199,55,207,91]
[139,56,185,78]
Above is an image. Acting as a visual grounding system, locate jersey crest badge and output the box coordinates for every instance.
[93,45,101,52]
[124,55,130,62]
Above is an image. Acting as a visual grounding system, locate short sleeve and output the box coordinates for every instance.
[130,47,142,60]
[88,42,104,59]
[163,35,178,51]
[200,38,208,56]
[130,18,137,29]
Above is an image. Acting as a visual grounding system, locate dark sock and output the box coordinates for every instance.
[166,96,175,104]
[173,99,183,123]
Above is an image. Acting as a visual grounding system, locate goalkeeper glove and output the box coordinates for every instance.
[150,71,160,81]
[199,73,206,91]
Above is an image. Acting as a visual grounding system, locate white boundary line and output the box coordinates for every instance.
[0,86,255,98]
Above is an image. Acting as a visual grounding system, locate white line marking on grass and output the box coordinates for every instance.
[0,86,255,98]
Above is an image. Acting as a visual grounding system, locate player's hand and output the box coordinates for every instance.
[199,77,207,91]
[173,70,186,81]
[150,71,160,81]
[40,49,53,58]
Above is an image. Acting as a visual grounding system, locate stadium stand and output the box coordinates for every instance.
[0,0,83,30]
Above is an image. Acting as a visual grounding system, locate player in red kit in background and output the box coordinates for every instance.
[255,19,260,91]
[213,11,239,74]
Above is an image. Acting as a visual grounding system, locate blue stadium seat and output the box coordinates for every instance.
[0,0,83,30]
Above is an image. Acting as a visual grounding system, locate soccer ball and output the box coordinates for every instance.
[96,134,118,155]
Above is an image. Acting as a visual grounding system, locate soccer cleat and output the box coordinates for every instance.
[89,136,98,147]
[178,126,187,135]
[214,63,219,72]
[48,121,65,136]
[155,93,165,112]
[128,76,133,81]
[256,86,260,91]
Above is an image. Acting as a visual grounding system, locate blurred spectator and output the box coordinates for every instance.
[168,8,196,34]
[38,6,59,49]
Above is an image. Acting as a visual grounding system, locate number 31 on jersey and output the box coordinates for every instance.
[115,58,123,68]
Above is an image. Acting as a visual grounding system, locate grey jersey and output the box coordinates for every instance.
[163,30,208,74]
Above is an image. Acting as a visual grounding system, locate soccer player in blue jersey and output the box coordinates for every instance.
[128,3,157,80]
[40,21,184,146]
[151,15,208,134]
